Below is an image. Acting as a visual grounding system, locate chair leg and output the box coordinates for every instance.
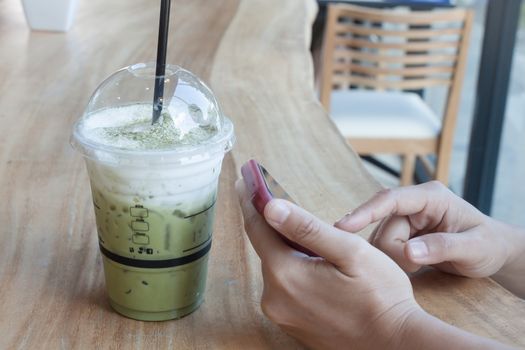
[435,153,450,186]
[401,154,416,186]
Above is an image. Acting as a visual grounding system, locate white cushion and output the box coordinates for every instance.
[330,90,441,139]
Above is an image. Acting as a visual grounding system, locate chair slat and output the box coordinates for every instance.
[334,24,463,39]
[333,37,460,51]
[333,50,458,65]
[333,4,468,24]
[332,63,454,77]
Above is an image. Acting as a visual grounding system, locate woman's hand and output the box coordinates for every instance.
[335,181,525,297]
[236,179,510,349]
[236,181,420,350]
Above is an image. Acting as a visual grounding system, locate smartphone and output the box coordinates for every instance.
[241,159,317,256]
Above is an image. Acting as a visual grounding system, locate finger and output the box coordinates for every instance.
[371,216,421,273]
[369,217,389,245]
[235,180,291,266]
[335,181,447,232]
[367,223,381,244]
[263,198,366,271]
[404,232,473,266]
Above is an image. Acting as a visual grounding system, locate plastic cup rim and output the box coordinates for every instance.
[71,115,235,165]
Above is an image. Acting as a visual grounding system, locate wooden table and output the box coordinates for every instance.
[0,0,524,348]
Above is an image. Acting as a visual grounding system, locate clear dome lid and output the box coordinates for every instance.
[71,62,234,165]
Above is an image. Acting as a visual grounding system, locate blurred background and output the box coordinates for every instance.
[427,0,524,227]
[312,0,525,227]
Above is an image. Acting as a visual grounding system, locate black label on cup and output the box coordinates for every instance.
[99,239,212,268]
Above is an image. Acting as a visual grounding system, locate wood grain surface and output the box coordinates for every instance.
[0,0,523,348]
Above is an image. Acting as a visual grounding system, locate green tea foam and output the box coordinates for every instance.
[79,104,218,151]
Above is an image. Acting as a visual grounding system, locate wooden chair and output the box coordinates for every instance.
[319,4,473,186]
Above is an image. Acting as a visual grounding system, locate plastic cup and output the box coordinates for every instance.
[71,63,234,321]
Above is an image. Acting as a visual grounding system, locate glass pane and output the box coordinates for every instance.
[443,0,487,194]
[492,0,525,226]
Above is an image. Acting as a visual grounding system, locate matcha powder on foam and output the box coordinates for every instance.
[84,104,218,151]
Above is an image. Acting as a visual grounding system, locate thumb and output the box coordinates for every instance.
[405,233,470,265]
[263,199,365,269]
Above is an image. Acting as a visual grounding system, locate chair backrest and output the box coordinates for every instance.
[320,4,473,111]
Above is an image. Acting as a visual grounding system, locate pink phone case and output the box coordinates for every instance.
[241,159,318,257]
[241,159,273,215]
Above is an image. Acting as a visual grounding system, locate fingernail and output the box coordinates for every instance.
[408,240,428,259]
[334,211,353,226]
[266,200,290,225]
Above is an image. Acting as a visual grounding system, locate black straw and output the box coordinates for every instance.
[152,0,171,124]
